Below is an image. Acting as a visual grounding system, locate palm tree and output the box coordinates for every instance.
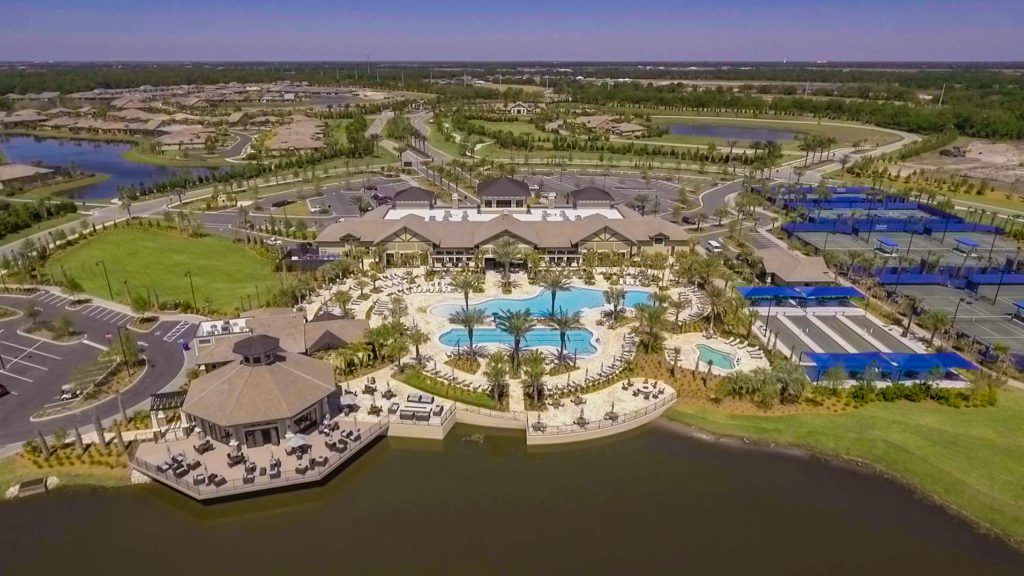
[538,271,572,314]
[604,287,626,322]
[491,236,521,283]
[918,309,952,345]
[714,205,731,227]
[521,349,547,405]
[633,192,652,216]
[495,308,536,374]
[725,139,738,158]
[408,328,429,365]
[668,293,688,324]
[543,309,583,361]
[633,303,666,353]
[333,289,354,318]
[704,283,730,330]
[451,270,483,310]
[482,352,510,405]
[448,306,488,353]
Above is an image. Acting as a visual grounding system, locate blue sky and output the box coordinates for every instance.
[2,0,1022,61]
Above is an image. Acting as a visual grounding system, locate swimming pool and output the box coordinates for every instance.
[696,344,736,370]
[438,327,598,355]
[431,287,652,318]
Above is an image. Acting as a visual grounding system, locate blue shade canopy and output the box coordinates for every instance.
[736,286,864,300]
[877,237,899,248]
[953,237,980,248]
[805,352,978,375]
[736,287,802,299]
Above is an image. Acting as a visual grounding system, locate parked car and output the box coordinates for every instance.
[59,385,80,401]
[266,236,282,246]
[528,184,540,192]
[362,185,379,191]
[0,384,9,398]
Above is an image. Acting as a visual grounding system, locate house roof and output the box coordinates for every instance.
[182,351,335,427]
[477,177,530,199]
[570,186,614,203]
[393,186,435,204]
[759,247,833,283]
[0,164,54,182]
[232,334,280,357]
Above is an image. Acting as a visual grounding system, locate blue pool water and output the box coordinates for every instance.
[434,287,647,357]
[431,287,652,318]
[0,135,212,200]
[438,328,597,355]
[696,344,736,370]
[669,124,799,142]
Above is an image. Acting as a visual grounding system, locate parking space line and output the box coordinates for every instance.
[1,354,48,371]
[0,339,61,360]
[0,370,31,383]
[97,309,117,321]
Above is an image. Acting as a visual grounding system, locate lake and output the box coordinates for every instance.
[0,135,211,200]
[1,423,1021,575]
[669,123,800,141]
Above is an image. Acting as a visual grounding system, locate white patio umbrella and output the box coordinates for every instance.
[285,434,311,449]
[338,393,359,405]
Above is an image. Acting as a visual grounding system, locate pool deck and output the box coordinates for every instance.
[662,333,770,376]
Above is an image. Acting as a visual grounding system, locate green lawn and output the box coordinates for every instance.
[45,227,280,313]
[11,174,111,200]
[667,389,1024,546]
[470,120,547,137]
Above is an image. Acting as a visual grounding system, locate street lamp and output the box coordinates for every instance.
[96,261,113,300]
[116,326,132,378]
[951,297,966,326]
[762,298,775,336]
[184,271,198,310]
[123,280,133,302]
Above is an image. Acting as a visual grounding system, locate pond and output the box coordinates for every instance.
[0,135,212,200]
[1,424,1021,575]
[669,123,800,141]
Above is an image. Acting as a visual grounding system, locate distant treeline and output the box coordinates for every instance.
[563,83,1024,140]
[0,199,77,240]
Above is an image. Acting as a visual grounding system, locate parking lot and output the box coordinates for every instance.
[0,291,196,445]
[521,173,712,218]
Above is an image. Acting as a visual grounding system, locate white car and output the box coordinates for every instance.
[266,236,282,246]
[528,184,540,192]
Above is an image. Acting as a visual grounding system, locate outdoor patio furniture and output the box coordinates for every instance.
[315,456,329,467]
[243,473,255,484]
[213,475,227,487]
[188,459,201,470]
[227,453,246,467]
[325,440,336,451]
[368,404,383,416]
[388,402,400,415]
[193,473,206,486]
[259,466,267,477]
[531,421,547,432]
[285,445,295,456]
[157,462,171,473]
[296,464,308,475]
[432,405,444,417]
[173,466,189,478]
[269,469,281,479]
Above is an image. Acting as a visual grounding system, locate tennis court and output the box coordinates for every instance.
[796,230,1014,266]
[896,284,1024,353]
[820,208,934,219]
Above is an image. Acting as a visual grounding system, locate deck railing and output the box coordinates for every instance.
[526,390,677,437]
[129,419,389,499]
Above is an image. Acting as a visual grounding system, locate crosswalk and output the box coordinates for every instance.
[163,320,192,343]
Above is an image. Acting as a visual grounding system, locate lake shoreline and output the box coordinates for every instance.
[655,413,1024,553]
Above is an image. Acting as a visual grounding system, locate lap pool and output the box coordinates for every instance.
[431,287,652,318]
[438,327,598,355]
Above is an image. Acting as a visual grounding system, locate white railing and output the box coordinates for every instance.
[527,390,677,437]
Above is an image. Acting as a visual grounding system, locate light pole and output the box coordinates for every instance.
[951,297,966,327]
[96,261,113,300]
[116,326,132,378]
[184,271,197,310]
[123,280,133,302]
[762,298,774,336]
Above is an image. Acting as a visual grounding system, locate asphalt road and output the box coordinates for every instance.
[0,290,194,445]
[222,131,254,159]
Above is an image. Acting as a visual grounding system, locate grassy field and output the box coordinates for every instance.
[0,450,130,491]
[470,120,547,137]
[121,145,231,168]
[667,389,1024,546]
[10,174,111,200]
[0,212,85,248]
[45,227,280,313]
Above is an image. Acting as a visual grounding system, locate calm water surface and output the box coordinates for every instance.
[0,135,211,200]
[0,424,1021,576]
[670,123,800,141]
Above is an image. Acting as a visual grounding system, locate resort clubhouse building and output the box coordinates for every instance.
[315,177,690,268]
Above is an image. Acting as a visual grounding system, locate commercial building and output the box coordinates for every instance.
[316,178,689,268]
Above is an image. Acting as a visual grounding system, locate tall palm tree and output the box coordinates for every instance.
[451,270,483,310]
[333,289,354,319]
[704,283,729,330]
[633,303,666,353]
[604,286,626,322]
[538,271,572,314]
[633,192,652,216]
[543,309,583,361]
[448,306,488,353]
[482,352,510,404]
[521,349,547,405]
[495,308,536,374]
[491,237,521,283]
[408,328,429,364]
